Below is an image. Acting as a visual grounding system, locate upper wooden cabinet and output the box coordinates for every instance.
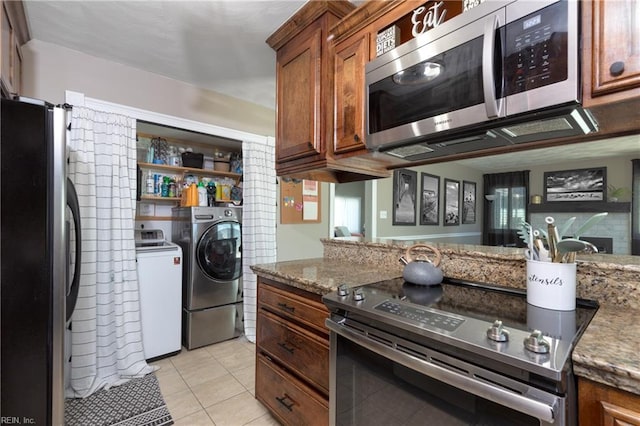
[1,1,28,98]
[333,31,368,155]
[267,1,395,183]
[274,21,324,163]
[583,0,640,106]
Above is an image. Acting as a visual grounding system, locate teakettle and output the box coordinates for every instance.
[399,244,443,286]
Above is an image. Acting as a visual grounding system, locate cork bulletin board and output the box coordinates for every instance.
[280,179,321,224]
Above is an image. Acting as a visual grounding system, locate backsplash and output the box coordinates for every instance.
[530,212,630,255]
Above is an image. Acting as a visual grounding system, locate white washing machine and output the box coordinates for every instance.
[135,229,183,360]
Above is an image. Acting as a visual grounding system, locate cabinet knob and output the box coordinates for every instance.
[610,61,625,77]
[354,134,361,143]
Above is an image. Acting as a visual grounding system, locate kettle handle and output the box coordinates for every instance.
[404,244,442,267]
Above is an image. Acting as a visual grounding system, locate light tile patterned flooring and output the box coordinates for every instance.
[150,336,280,425]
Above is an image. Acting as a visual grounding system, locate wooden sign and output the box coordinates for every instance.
[411,1,448,37]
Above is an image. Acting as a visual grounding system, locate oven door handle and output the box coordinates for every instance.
[326,319,556,423]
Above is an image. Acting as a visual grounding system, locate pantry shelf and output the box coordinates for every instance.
[140,195,180,202]
[137,162,241,180]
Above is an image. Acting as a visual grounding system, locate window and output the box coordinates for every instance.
[334,196,361,235]
[483,171,529,247]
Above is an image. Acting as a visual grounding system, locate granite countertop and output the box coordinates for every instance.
[573,306,640,395]
[250,257,402,295]
[251,255,640,396]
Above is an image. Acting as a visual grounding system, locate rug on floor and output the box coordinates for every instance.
[64,373,173,426]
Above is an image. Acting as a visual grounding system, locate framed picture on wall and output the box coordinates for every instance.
[393,169,417,226]
[419,173,440,225]
[462,181,476,224]
[444,179,460,226]
[544,167,606,202]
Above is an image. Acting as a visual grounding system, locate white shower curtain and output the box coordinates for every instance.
[241,137,277,342]
[66,106,154,398]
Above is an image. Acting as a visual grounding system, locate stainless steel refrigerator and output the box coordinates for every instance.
[1,97,81,425]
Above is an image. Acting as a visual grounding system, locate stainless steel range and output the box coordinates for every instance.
[323,278,597,425]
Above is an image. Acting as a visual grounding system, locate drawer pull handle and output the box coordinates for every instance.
[277,302,295,313]
[276,393,296,411]
[278,341,295,354]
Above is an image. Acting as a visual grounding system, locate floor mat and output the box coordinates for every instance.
[64,373,173,426]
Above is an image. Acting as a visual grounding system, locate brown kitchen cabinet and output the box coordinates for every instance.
[583,0,640,107]
[332,30,368,155]
[255,277,330,426]
[579,377,640,426]
[267,1,394,183]
[0,1,28,98]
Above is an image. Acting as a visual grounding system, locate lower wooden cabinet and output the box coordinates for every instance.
[255,277,329,425]
[256,354,328,426]
[579,377,640,425]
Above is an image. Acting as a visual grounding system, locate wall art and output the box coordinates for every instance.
[444,178,460,226]
[419,173,440,225]
[462,180,476,224]
[393,169,417,226]
[544,167,606,202]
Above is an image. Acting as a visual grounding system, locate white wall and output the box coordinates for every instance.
[22,39,275,137]
[276,182,331,261]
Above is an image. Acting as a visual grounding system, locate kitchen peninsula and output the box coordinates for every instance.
[251,238,640,425]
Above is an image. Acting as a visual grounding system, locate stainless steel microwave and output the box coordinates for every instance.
[365,0,597,161]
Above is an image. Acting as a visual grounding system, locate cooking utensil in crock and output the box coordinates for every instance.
[399,244,443,286]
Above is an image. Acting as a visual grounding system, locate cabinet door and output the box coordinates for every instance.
[256,354,328,426]
[276,25,323,163]
[333,32,368,155]
[590,0,640,97]
[579,377,640,426]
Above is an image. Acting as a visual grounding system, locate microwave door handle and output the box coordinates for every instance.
[483,14,503,119]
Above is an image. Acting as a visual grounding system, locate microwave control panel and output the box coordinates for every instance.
[504,1,568,96]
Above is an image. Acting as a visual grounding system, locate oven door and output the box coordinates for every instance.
[327,317,565,426]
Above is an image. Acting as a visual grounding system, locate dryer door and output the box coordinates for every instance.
[196,220,242,281]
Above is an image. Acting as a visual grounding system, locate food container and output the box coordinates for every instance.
[181,152,203,169]
[203,156,214,170]
[214,160,230,172]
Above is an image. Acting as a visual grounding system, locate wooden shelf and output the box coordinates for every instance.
[139,195,180,202]
[138,162,241,180]
[528,201,631,213]
[135,215,173,221]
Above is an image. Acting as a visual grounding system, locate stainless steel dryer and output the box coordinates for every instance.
[172,206,243,349]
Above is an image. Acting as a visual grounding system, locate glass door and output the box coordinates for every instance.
[196,221,241,281]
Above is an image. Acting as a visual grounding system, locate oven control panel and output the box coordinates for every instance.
[374,300,465,332]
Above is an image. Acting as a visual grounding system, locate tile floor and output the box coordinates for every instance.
[150,336,280,425]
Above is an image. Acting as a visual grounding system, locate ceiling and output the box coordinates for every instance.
[23,0,309,110]
[23,1,639,171]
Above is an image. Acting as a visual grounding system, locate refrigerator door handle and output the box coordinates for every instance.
[66,177,82,321]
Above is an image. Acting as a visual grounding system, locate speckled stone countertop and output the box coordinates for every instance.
[251,238,640,395]
[573,306,640,395]
[250,258,402,295]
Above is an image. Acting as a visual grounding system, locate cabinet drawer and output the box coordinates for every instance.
[259,283,328,335]
[258,310,329,394]
[256,354,328,426]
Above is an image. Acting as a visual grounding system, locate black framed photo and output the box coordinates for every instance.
[462,180,476,224]
[393,169,417,225]
[419,173,440,225]
[544,167,606,202]
[444,179,460,226]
